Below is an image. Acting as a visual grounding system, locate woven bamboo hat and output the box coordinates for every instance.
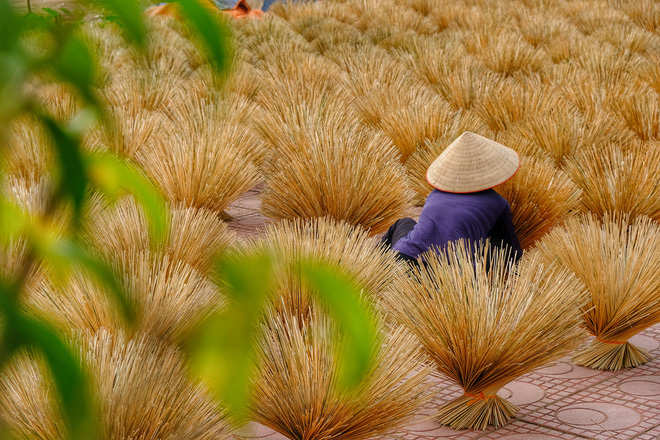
[426,132,520,193]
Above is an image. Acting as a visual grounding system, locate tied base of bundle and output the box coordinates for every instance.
[573,339,652,371]
[437,393,518,430]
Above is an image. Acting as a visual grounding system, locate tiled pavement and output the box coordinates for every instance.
[226,187,660,440]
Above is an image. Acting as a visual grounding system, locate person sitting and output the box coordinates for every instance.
[382,131,522,264]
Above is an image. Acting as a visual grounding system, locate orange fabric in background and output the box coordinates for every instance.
[145,0,263,19]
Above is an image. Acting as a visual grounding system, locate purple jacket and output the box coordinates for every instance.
[392,189,522,260]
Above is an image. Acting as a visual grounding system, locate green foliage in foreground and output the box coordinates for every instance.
[0,0,379,437]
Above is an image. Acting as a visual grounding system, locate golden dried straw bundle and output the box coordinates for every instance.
[87,106,169,159]
[511,104,584,166]
[496,156,582,250]
[237,15,314,60]
[251,308,432,440]
[634,52,660,94]
[405,36,467,88]
[616,0,660,32]
[563,141,660,220]
[253,97,358,155]
[613,81,660,142]
[168,92,267,166]
[473,79,560,133]
[468,31,550,77]
[376,94,454,162]
[386,243,588,430]
[575,43,642,87]
[102,70,184,116]
[563,1,628,35]
[261,122,414,234]
[536,214,660,370]
[84,196,235,275]
[4,116,52,185]
[0,352,64,440]
[358,4,438,35]
[430,57,496,110]
[26,249,223,343]
[233,217,403,318]
[136,101,260,214]
[595,22,659,54]
[0,331,234,440]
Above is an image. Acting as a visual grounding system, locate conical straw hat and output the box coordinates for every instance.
[426,132,520,193]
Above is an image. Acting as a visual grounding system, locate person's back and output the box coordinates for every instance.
[381,131,522,263]
[393,189,520,260]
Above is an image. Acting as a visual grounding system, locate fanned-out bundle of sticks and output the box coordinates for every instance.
[3,0,660,436]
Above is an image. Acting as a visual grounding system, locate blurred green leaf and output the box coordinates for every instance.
[86,154,168,245]
[41,116,88,224]
[42,7,60,18]
[88,0,146,48]
[51,33,97,105]
[177,0,232,76]
[0,200,32,244]
[188,252,273,418]
[0,0,21,52]
[300,262,378,389]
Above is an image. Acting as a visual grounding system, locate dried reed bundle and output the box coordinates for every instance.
[595,22,659,54]
[0,331,234,440]
[536,214,660,370]
[427,2,460,30]
[616,0,660,32]
[31,82,81,124]
[430,57,496,110]
[261,123,414,234]
[575,43,642,87]
[102,70,184,116]
[136,109,260,214]
[635,52,660,94]
[311,30,370,55]
[87,107,169,159]
[350,81,437,128]
[563,2,628,35]
[114,249,224,341]
[473,79,561,133]
[233,216,403,318]
[26,249,223,343]
[553,65,612,119]
[168,93,267,166]
[219,61,261,99]
[325,44,420,98]
[386,243,588,429]
[511,105,584,165]
[25,268,121,336]
[254,97,359,154]
[4,116,52,185]
[496,156,581,250]
[251,308,432,440]
[358,5,438,35]
[84,196,235,275]
[405,111,492,204]
[238,15,314,59]
[255,51,347,107]
[0,352,64,440]
[377,95,454,162]
[400,34,465,87]
[468,31,550,77]
[563,142,660,221]
[613,82,660,141]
